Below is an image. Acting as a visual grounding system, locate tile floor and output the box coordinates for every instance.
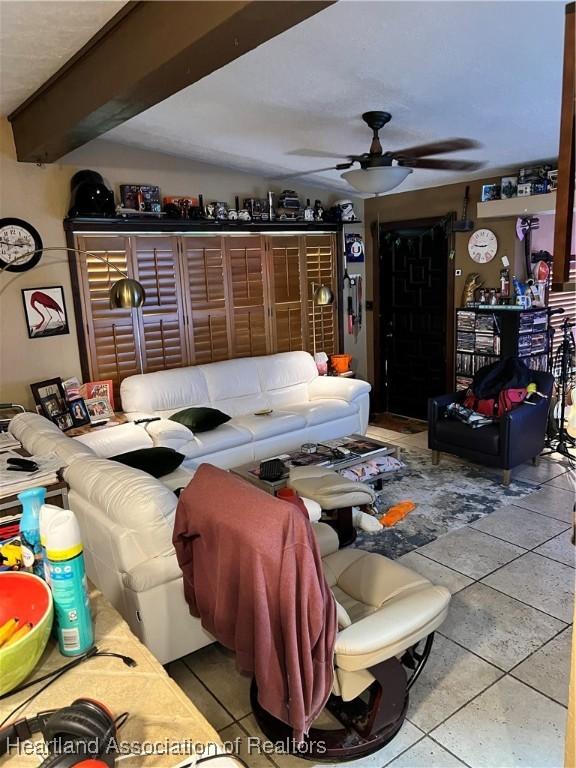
[167,431,575,768]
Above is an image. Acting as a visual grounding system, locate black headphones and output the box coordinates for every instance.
[0,698,120,767]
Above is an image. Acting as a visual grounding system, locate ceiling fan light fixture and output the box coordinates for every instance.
[341,166,413,195]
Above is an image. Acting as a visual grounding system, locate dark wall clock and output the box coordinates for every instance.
[0,218,43,272]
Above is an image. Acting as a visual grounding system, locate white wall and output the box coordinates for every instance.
[0,118,366,408]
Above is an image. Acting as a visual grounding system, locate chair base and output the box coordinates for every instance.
[251,657,408,763]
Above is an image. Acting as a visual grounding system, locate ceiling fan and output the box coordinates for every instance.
[277,111,485,194]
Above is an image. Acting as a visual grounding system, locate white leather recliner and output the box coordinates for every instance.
[252,523,451,761]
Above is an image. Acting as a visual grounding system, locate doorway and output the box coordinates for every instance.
[373,216,454,420]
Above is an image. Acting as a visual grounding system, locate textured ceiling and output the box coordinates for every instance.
[104,0,565,194]
[0,0,126,116]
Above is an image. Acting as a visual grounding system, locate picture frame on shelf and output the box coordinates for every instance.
[481,184,500,202]
[500,176,518,199]
[68,398,91,428]
[80,380,115,410]
[21,286,69,339]
[85,397,114,424]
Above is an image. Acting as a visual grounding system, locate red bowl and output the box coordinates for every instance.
[0,571,51,625]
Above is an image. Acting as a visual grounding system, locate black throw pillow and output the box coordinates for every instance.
[110,447,185,478]
[169,406,230,433]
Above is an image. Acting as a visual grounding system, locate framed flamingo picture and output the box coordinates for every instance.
[22,286,69,338]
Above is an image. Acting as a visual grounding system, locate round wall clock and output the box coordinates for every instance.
[468,228,498,264]
[0,218,43,272]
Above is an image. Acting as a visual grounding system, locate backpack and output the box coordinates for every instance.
[464,357,530,417]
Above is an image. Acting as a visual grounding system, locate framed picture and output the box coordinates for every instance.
[31,378,67,416]
[500,176,518,199]
[85,397,114,424]
[54,412,74,432]
[68,398,91,428]
[40,394,63,418]
[80,380,114,410]
[62,376,81,401]
[21,286,69,339]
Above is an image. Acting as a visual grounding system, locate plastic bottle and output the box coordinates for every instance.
[17,487,47,578]
[45,508,94,656]
[39,504,61,585]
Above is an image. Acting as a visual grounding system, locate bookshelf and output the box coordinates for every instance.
[455,307,549,390]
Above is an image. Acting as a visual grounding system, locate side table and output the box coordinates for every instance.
[0,586,236,767]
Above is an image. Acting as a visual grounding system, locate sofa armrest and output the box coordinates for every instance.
[500,396,551,466]
[308,376,371,403]
[428,392,462,446]
[144,418,194,452]
[122,551,182,593]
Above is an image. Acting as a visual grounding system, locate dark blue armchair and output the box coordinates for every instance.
[428,370,554,485]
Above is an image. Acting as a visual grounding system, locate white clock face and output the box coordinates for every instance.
[0,219,42,272]
[468,228,498,263]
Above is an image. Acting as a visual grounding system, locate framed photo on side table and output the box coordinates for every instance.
[80,380,115,410]
[31,378,67,415]
[68,398,91,427]
[85,397,114,424]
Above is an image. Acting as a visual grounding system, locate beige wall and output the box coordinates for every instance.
[363,175,526,383]
[0,117,366,407]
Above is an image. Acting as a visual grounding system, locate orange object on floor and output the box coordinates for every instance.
[379,500,416,527]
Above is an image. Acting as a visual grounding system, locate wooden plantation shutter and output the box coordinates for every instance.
[224,235,269,358]
[548,258,576,358]
[180,236,230,364]
[75,235,140,396]
[266,236,307,353]
[131,236,188,372]
[304,234,339,356]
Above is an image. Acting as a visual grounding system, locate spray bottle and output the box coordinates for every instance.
[39,504,61,585]
[18,487,47,578]
[45,508,94,656]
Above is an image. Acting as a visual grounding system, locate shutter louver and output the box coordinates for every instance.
[268,236,305,352]
[75,236,140,397]
[549,259,576,358]
[304,235,339,356]
[181,237,230,363]
[132,237,188,372]
[225,236,268,357]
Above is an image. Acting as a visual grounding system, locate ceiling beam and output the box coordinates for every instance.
[8,0,334,164]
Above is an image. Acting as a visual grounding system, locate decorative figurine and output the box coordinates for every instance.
[314,200,324,222]
[461,273,483,306]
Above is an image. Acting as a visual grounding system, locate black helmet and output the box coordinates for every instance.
[68,170,115,217]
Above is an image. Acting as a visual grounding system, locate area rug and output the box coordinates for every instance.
[352,446,540,559]
[369,412,428,434]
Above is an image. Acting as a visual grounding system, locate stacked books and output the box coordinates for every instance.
[0,452,63,499]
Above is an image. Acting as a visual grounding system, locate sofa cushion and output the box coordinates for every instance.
[170,406,231,433]
[160,466,195,493]
[180,423,252,459]
[121,366,210,415]
[285,399,358,426]
[256,352,317,408]
[75,422,153,458]
[230,411,306,440]
[110,447,185,478]
[435,419,500,455]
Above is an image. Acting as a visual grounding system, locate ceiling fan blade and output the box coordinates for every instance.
[285,149,351,159]
[399,157,485,171]
[392,138,481,159]
[272,162,353,180]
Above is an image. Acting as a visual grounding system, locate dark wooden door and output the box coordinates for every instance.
[377,219,451,419]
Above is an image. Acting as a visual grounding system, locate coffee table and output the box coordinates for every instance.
[231,434,402,496]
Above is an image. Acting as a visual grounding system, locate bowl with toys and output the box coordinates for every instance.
[0,571,53,695]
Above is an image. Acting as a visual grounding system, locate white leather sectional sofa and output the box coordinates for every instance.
[115,351,371,469]
[9,352,371,664]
